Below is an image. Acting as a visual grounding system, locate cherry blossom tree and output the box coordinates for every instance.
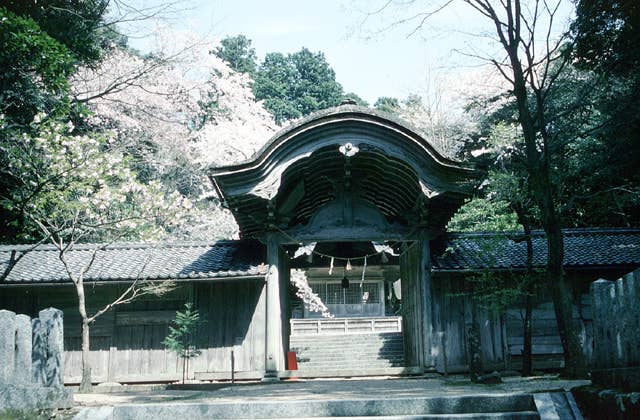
[70,30,278,240]
[1,113,192,391]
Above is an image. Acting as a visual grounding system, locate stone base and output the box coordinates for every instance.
[573,385,640,420]
[260,371,280,382]
[0,384,73,413]
[591,367,640,390]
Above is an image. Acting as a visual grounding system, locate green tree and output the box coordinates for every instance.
[342,92,369,107]
[163,303,204,383]
[214,34,258,75]
[373,96,400,114]
[571,0,639,76]
[0,116,189,390]
[0,7,75,125]
[3,0,110,64]
[448,198,519,232]
[253,48,345,123]
[566,0,640,227]
[372,0,589,376]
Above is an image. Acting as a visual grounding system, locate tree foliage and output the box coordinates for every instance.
[571,0,639,76]
[163,303,204,383]
[3,0,110,64]
[0,7,75,125]
[373,96,400,114]
[253,48,345,123]
[216,35,347,124]
[213,34,257,75]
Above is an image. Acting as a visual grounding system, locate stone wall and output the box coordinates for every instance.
[0,308,72,413]
[590,268,640,389]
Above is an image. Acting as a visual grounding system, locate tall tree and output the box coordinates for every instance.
[0,116,189,390]
[214,34,258,75]
[369,0,587,375]
[373,96,401,114]
[253,48,345,123]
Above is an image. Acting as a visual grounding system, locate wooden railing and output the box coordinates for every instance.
[290,316,402,335]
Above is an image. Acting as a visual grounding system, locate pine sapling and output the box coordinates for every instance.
[163,303,203,383]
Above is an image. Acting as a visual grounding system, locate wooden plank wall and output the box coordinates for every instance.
[430,276,507,373]
[399,242,424,368]
[505,293,593,369]
[431,273,593,372]
[0,280,266,383]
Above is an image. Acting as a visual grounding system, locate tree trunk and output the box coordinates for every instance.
[76,281,93,392]
[516,208,534,377]
[522,287,533,376]
[546,220,586,377]
[506,41,587,378]
[468,299,484,382]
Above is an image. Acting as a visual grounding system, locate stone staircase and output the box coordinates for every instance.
[75,393,547,419]
[289,332,405,373]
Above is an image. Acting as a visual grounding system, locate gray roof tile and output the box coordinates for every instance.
[2,229,638,283]
[0,241,266,284]
[432,228,640,271]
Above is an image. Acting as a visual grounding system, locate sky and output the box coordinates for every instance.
[123,0,575,105]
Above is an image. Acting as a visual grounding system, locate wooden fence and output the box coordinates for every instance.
[290,316,402,335]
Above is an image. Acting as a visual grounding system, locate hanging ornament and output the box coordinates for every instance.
[360,255,367,287]
[346,259,352,271]
[329,257,334,275]
[341,267,349,289]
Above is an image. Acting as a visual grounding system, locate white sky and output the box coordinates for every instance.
[122,0,575,105]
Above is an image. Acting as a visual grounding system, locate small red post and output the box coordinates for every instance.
[287,351,298,380]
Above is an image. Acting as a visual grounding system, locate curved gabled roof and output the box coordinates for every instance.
[210,105,472,176]
[209,105,482,238]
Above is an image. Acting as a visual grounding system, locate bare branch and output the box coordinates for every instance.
[88,248,175,323]
[0,239,48,282]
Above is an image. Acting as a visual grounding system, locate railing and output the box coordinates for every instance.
[290,316,402,336]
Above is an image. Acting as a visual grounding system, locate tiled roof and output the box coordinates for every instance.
[432,228,640,271]
[2,229,638,283]
[0,241,267,284]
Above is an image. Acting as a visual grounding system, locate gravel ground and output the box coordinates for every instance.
[73,374,590,407]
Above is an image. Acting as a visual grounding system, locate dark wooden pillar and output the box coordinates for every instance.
[263,234,287,380]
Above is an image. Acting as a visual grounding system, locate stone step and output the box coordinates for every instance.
[298,355,404,360]
[291,332,406,371]
[298,362,405,368]
[290,337,403,343]
[291,343,404,349]
[298,357,404,362]
[293,350,404,359]
[290,332,403,340]
[297,414,539,420]
[75,394,540,419]
[291,341,404,346]
[298,356,404,361]
[291,344,404,348]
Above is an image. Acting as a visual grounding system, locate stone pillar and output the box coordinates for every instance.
[591,279,614,369]
[14,314,33,385]
[0,309,16,383]
[264,234,283,380]
[33,308,65,387]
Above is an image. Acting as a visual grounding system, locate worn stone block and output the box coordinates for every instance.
[32,309,65,387]
[40,308,65,388]
[591,269,640,374]
[0,383,73,412]
[0,310,16,384]
[31,317,46,386]
[14,315,32,385]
